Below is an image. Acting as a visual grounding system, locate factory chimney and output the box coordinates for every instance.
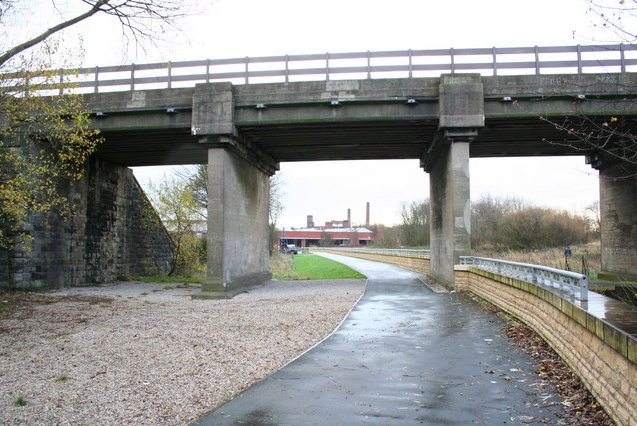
[366,202,370,226]
[347,209,351,227]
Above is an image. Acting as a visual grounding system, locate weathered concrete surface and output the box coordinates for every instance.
[78,73,637,287]
[599,162,637,281]
[84,73,637,166]
[428,74,480,287]
[196,148,271,299]
[195,253,563,425]
[429,141,471,288]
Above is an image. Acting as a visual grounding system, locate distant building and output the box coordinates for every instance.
[279,227,374,248]
[278,206,374,248]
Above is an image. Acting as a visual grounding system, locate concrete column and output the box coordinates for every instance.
[425,74,483,288]
[598,163,637,281]
[429,141,471,286]
[196,148,272,299]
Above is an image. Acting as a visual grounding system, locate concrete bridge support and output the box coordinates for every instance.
[192,82,277,299]
[199,148,272,298]
[429,140,472,286]
[597,160,637,281]
[424,74,483,287]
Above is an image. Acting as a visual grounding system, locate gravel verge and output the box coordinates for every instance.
[0,279,366,425]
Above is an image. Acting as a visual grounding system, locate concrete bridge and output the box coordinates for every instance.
[5,45,637,293]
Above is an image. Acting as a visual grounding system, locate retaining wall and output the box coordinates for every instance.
[316,249,636,424]
[312,249,430,274]
[455,265,636,426]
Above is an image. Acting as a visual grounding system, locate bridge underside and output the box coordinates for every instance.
[84,73,637,293]
[95,117,593,167]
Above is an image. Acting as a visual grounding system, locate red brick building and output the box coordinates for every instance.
[279,207,374,248]
[279,227,374,248]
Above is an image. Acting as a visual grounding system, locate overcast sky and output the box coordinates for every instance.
[46,0,617,227]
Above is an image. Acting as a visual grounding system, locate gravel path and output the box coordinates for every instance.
[0,279,366,425]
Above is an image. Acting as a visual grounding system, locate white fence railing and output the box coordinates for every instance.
[5,44,637,94]
[460,256,589,302]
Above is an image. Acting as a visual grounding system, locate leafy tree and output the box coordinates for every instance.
[0,0,188,281]
[175,164,207,213]
[0,46,101,259]
[145,174,204,276]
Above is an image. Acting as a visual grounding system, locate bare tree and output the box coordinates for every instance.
[0,0,187,67]
[540,114,637,177]
[539,1,637,178]
[583,0,637,42]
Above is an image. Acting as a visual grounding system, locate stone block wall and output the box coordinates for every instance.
[456,266,637,425]
[0,158,174,290]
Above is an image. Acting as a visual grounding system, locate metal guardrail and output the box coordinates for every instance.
[317,247,430,257]
[6,44,637,94]
[460,256,588,302]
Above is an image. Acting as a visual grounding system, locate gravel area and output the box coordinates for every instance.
[0,279,366,425]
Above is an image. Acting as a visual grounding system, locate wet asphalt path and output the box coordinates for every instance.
[195,253,561,425]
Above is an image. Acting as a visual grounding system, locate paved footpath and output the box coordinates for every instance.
[195,253,563,425]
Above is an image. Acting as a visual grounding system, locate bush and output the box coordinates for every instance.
[499,208,589,249]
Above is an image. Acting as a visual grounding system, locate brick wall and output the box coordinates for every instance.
[0,158,174,289]
[457,266,637,425]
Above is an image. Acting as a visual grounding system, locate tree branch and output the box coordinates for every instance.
[0,0,109,67]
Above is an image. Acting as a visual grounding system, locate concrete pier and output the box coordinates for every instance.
[426,74,483,287]
[598,160,637,281]
[195,148,272,299]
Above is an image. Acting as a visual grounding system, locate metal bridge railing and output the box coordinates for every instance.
[5,43,637,94]
[460,256,589,302]
[317,247,430,257]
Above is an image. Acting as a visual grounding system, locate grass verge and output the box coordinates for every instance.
[271,253,365,280]
[293,254,365,280]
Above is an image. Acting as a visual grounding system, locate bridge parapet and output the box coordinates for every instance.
[11,44,637,94]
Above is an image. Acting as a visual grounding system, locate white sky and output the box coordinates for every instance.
[27,0,616,227]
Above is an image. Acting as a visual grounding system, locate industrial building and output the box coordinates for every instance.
[279,204,374,248]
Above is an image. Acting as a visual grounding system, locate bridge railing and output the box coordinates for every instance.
[460,256,589,302]
[4,44,637,94]
[317,247,430,257]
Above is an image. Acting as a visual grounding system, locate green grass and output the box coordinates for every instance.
[13,396,27,406]
[292,254,365,280]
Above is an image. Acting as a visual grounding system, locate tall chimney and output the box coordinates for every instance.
[307,215,314,228]
[347,209,351,227]
[366,202,370,225]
